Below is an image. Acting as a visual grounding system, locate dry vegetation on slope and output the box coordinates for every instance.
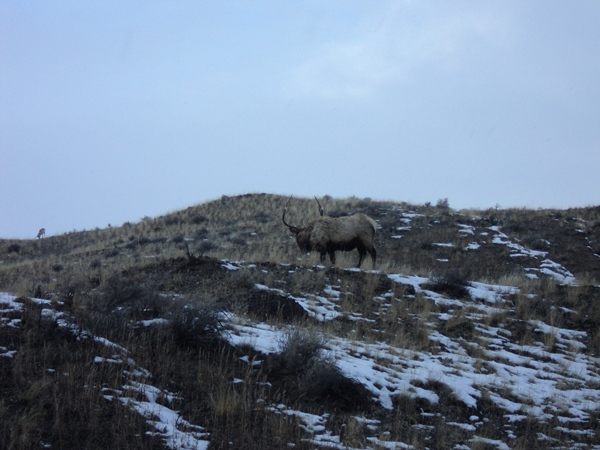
[1,193,600,449]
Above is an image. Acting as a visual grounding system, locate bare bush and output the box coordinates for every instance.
[167,300,225,350]
[196,241,216,256]
[276,327,326,375]
[191,214,208,224]
[77,274,168,335]
[299,357,373,411]
[271,327,373,411]
[425,270,472,299]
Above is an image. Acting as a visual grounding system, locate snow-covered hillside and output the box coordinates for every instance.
[225,261,600,449]
[3,257,599,449]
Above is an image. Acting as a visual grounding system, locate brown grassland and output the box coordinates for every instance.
[1,193,600,449]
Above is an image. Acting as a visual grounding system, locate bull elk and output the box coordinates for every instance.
[282,197,377,268]
[37,228,46,239]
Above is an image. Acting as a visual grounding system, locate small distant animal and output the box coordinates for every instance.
[282,197,378,268]
[37,228,45,239]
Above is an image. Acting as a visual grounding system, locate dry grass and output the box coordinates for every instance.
[2,193,600,448]
[0,298,165,449]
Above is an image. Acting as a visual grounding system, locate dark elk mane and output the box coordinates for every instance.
[282,196,377,268]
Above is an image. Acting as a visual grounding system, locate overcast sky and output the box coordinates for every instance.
[2,1,600,239]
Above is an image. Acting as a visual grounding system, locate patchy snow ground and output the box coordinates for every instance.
[390,212,576,286]
[0,292,210,450]
[487,226,576,284]
[2,230,598,449]
[226,267,600,449]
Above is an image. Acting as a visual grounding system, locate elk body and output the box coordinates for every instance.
[37,228,45,239]
[282,197,377,268]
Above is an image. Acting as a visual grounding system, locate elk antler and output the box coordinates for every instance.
[282,196,303,234]
[314,196,324,217]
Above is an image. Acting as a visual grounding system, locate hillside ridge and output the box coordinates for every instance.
[1,193,600,449]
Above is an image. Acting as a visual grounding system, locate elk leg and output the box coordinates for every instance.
[320,252,327,264]
[369,247,377,265]
[356,246,366,268]
[328,250,336,265]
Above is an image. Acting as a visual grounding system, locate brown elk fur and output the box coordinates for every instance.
[283,198,377,268]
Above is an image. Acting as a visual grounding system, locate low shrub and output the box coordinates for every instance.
[425,270,472,299]
[194,228,209,240]
[229,236,247,246]
[168,300,225,350]
[276,327,325,375]
[191,214,208,224]
[299,358,373,411]
[77,273,168,336]
[270,327,373,412]
[196,241,216,256]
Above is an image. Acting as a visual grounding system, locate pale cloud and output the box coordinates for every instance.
[288,2,514,100]
[291,40,395,99]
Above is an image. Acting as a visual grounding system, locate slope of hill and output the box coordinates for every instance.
[1,194,599,449]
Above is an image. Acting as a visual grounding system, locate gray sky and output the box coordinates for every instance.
[2,1,600,239]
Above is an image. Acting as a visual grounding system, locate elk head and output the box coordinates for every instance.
[282,196,314,252]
